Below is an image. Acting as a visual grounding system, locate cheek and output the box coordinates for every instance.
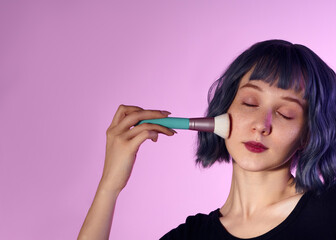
[227,103,244,126]
[225,111,249,146]
[227,106,250,136]
[267,124,304,165]
[275,125,303,150]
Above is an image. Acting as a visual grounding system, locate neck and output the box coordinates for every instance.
[221,161,298,219]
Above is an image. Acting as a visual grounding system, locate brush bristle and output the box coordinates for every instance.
[214,113,230,139]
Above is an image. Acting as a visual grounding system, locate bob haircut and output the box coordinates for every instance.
[196,39,336,194]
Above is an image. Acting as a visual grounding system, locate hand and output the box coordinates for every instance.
[100,104,176,193]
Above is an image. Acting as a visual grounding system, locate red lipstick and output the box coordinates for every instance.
[244,141,268,153]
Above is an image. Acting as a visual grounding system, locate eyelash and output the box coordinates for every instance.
[242,103,293,120]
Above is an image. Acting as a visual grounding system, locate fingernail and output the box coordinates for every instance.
[171,129,177,134]
[161,110,171,115]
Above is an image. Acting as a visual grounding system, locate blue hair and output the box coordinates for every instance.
[196,39,336,194]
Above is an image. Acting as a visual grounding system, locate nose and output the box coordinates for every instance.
[252,109,272,135]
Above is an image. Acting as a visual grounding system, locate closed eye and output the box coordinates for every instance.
[277,112,293,120]
[243,103,258,107]
[243,103,293,120]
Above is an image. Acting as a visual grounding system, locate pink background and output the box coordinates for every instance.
[1,1,336,239]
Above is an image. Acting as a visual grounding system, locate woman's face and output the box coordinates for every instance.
[225,70,307,172]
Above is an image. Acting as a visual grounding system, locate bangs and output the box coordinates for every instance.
[249,45,306,94]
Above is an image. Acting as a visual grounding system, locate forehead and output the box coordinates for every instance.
[238,70,306,100]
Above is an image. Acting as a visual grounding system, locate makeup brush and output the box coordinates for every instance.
[136,113,230,139]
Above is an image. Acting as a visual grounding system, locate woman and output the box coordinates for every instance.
[78,40,336,239]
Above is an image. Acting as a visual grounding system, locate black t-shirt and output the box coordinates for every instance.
[160,186,336,239]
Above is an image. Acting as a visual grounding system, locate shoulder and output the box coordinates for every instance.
[159,209,220,240]
[304,184,336,220]
[310,184,336,203]
[184,208,220,225]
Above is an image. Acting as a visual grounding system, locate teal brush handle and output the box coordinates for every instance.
[136,117,189,129]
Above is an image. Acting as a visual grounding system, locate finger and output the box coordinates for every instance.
[123,122,176,140]
[113,109,171,134]
[109,104,144,128]
[130,130,160,150]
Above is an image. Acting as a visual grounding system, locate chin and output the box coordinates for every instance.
[232,157,287,173]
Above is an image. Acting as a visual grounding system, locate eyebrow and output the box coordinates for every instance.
[240,83,305,109]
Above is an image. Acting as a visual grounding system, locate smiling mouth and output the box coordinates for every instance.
[244,142,268,153]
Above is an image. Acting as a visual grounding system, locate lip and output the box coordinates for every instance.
[244,141,268,153]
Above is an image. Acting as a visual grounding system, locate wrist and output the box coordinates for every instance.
[98,177,123,196]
